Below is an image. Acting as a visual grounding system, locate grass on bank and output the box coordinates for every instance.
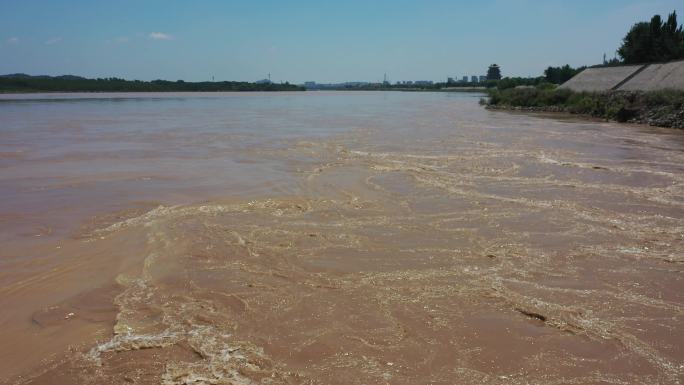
[482,85,684,122]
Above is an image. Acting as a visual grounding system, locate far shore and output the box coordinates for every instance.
[0,88,489,95]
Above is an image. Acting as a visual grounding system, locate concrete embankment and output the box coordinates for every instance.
[618,61,684,91]
[558,65,644,92]
[560,59,684,92]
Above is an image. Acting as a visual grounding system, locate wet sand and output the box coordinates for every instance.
[1,92,683,384]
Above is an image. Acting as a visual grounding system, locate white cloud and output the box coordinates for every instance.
[6,37,19,44]
[45,37,62,45]
[148,32,172,40]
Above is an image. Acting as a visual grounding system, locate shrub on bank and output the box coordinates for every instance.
[640,89,684,107]
[484,86,684,128]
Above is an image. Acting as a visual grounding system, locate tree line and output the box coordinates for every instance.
[618,11,684,64]
[0,75,304,93]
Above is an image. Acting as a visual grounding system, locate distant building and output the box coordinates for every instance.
[462,76,468,82]
[487,64,502,80]
[471,76,479,83]
[342,82,370,87]
[255,78,272,84]
[304,81,316,88]
[447,77,455,84]
[479,75,487,82]
[414,80,433,85]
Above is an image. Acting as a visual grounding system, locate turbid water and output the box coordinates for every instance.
[0,91,683,385]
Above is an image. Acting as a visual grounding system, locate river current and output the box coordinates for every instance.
[1,91,683,384]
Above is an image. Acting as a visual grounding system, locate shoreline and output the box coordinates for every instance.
[1,88,488,94]
[485,102,684,129]
[0,89,305,94]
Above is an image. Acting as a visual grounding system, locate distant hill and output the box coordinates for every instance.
[0,74,304,92]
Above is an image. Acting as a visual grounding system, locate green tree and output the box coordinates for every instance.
[544,65,586,84]
[487,64,502,80]
[618,11,684,63]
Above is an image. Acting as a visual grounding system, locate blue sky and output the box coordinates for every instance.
[1,0,682,83]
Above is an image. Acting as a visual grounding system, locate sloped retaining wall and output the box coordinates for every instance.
[618,61,684,91]
[559,66,643,92]
[560,60,684,92]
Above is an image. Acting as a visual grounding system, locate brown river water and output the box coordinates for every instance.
[0,91,683,385]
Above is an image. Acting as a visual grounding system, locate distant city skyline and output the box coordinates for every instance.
[1,0,682,83]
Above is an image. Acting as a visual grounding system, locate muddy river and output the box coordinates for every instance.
[1,91,682,384]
